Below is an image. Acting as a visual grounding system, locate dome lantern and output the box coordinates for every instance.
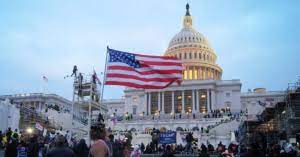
[183,3,193,28]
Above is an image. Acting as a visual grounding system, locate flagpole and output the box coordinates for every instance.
[100,46,109,114]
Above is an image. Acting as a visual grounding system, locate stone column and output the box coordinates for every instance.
[211,90,216,111]
[144,94,147,114]
[148,92,151,115]
[158,92,161,113]
[39,102,42,111]
[196,90,199,113]
[171,91,175,113]
[191,66,194,79]
[203,68,206,80]
[207,89,211,112]
[192,90,196,113]
[162,92,165,114]
[181,91,185,114]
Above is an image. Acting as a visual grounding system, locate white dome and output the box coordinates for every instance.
[164,3,222,81]
[168,27,211,48]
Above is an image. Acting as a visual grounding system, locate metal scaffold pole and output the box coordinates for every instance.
[71,76,76,134]
[87,77,93,146]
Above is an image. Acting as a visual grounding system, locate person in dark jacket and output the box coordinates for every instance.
[161,145,174,157]
[5,138,18,157]
[27,136,39,157]
[46,135,75,157]
[74,139,89,157]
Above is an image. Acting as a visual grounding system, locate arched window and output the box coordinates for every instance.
[203,54,206,60]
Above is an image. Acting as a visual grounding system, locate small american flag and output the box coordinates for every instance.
[105,48,183,89]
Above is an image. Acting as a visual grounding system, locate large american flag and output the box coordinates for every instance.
[105,48,183,89]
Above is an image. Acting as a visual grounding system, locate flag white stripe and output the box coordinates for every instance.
[107,62,183,71]
[106,70,182,78]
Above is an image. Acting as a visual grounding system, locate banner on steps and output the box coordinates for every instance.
[159,131,176,144]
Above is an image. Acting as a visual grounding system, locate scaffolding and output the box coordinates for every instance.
[71,72,105,144]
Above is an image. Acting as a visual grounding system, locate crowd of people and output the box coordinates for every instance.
[1,125,300,157]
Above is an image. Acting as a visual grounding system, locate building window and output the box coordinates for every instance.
[174,91,182,113]
[133,97,137,102]
[179,53,182,59]
[133,106,137,115]
[199,53,202,59]
[189,53,192,59]
[226,93,231,97]
[184,53,187,59]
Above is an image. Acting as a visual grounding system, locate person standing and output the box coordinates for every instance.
[74,139,89,157]
[5,137,18,157]
[46,135,75,157]
[27,136,39,157]
[161,145,174,157]
[17,141,27,157]
[89,126,110,157]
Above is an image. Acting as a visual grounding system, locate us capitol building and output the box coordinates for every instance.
[103,4,285,136]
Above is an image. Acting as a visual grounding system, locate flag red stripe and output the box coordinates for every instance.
[135,53,178,59]
[105,81,169,89]
[107,66,182,75]
[140,61,182,66]
[106,74,178,82]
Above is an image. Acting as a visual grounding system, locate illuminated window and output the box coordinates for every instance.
[189,69,193,79]
[194,70,198,79]
[184,70,188,80]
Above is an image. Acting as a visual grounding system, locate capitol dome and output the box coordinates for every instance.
[165,3,222,80]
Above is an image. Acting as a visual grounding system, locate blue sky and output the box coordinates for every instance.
[0,0,299,100]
